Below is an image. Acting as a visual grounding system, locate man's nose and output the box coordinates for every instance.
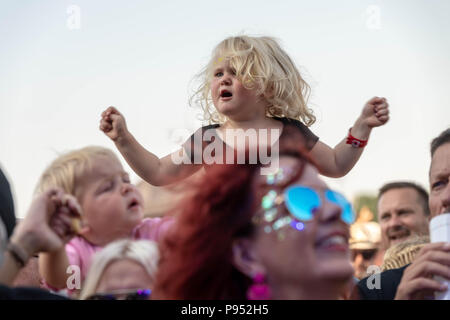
[386,214,402,229]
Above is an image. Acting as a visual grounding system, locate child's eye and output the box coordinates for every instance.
[101,181,114,193]
[215,71,223,77]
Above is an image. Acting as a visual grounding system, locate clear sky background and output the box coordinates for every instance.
[1,0,449,218]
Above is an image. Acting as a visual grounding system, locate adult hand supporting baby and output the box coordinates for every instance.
[1,189,81,285]
[10,189,82,259]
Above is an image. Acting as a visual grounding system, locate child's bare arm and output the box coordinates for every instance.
[310,97,389,178]
[39,249,71,289]
[100,107,201,186]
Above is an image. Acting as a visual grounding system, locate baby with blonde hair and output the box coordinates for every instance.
[100,35,389,186]
[37,146,172,292]
[79,239,159,300]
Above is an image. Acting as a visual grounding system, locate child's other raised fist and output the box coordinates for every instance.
[100,106,129,142]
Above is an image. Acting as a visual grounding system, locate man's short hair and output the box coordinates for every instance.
[378,181,430,216]
[431,128,450,157]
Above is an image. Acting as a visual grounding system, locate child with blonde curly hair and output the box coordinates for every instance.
[100,35,389,185]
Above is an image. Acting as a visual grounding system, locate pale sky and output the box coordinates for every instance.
[1,0,449,218]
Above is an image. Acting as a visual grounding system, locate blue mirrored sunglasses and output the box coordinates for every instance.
[283,185,355,224]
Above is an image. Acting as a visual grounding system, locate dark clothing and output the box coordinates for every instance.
[0,167,16,239]
[182,117,319,165]
[0,284,69,300]
[356,265,408,300]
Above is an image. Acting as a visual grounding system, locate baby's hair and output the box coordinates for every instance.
[79,239,160,299]
[381,235,429,271]
[35,146,119,199]
[190,35,316,126]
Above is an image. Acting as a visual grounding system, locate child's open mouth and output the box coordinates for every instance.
[220,89,232,99]
[128,198,140,210]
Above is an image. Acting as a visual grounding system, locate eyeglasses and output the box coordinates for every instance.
[257,185,355,233]
[351,249,378,261]
[284,186,355,224]
[86,288,151,300]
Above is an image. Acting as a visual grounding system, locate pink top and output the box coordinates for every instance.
[65,217,173,283]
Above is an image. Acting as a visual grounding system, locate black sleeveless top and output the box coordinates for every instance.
[181,117,318,165]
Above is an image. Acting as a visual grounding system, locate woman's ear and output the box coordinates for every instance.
[231,237,265,278]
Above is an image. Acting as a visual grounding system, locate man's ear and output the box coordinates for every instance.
[231,238,265,278]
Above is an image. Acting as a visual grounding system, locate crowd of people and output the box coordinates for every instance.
[0,35,449,300]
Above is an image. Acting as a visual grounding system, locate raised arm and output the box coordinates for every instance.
[100,107,201,186]
[309,97,389,178]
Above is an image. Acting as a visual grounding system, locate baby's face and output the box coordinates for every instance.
[76,155,144,245]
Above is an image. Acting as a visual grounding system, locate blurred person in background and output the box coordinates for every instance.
[350,207,383,279]
[79,239,158,300]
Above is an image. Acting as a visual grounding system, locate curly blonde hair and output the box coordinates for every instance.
[381,236,429,271]
[190,35,315,126]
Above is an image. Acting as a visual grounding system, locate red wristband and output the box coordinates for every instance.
[346,128,368,148]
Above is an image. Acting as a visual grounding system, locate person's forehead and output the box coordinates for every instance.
[430,143,450,180]
[378,188,421,208]
[212,57,231,69]
[80,155,125,184]
[254,156,325,189]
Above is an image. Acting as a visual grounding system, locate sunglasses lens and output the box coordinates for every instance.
[352,249,377,261]
[362,250,377,260]
[325,190,355,224]
[285,186,321,221]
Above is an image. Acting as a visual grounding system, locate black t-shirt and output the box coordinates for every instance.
[356,265,408,300]
[182,117,318,165]
[0,167,16,239]
[0,284,69,300]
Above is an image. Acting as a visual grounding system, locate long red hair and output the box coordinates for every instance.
[153,125,313,299]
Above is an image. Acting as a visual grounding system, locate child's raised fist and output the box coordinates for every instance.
[100,106,129,142]
[360,97,390,128]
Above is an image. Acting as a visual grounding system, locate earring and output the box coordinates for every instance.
[247,273,271,300]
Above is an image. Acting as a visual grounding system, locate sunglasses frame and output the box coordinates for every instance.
[86,288,152,300]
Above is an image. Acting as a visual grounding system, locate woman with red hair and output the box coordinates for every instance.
[154,129,356,299]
